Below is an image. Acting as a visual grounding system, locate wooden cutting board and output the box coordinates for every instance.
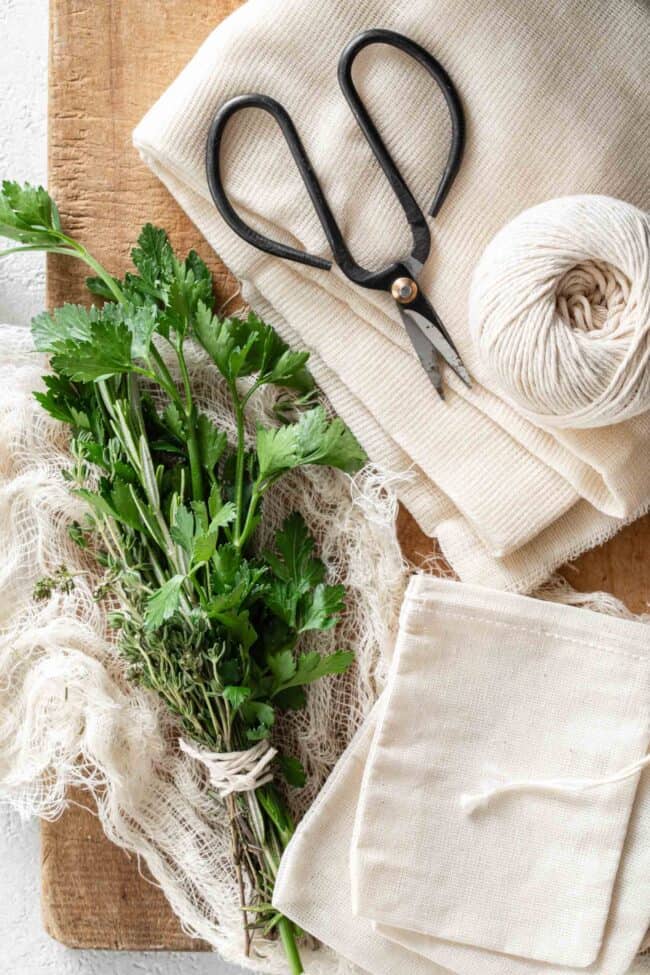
[43,0,650,951]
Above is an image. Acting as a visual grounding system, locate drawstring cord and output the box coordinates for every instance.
[461,753,650,815]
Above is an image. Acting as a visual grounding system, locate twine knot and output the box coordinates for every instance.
[179,737,277,799]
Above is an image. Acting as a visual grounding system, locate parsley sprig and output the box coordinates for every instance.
[3,181,366,972]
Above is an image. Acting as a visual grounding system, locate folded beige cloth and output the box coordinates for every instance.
[274,577,650,975]
[352,577,650,969]
[134,0,650,591]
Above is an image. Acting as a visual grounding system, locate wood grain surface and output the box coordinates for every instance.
[44,0,650,952]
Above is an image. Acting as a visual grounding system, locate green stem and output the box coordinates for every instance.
[186,406,204,503]
[237,485,261,550]
[278,918,304,975]
[200,685,222,750]
[244,788,303,972]
[2,244,81,259]
[146,352,186,409]
[232,388,246,542]
[240,379,262,410]
[64,237,126,305]
[176,339,203,503]
[2,229,125,307]
[176,339,194,415]
[127,373,146,440]
[143,541,167,588]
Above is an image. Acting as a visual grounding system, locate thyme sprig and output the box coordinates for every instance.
[1,181,367,973]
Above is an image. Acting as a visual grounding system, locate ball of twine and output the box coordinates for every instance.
[469,195,650,429]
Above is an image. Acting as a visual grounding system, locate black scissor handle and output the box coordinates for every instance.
[206,93,336,271]
[339,29,465,224]
[205,30,465,291]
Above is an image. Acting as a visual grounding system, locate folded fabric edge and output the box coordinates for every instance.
[403,575,650,652]
[436,496,650,594]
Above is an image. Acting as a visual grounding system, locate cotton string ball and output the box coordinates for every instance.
[469,196,650,429]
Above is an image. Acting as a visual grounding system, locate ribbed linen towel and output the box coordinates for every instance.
[133,0,650,592]
[274,577,650,975]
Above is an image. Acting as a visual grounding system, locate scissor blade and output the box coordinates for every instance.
[400,297,472,389]
[399,308,444,398]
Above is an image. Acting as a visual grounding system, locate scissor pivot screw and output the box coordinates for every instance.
[391,277,418,304]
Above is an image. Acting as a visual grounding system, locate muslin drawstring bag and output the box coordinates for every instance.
[351,577,650,967]
[274,577,650,975]
[134,0,650,594]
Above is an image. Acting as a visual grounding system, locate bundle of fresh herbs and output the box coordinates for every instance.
[0,181,366,973]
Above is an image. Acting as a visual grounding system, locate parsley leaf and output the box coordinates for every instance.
[110,479,145,532]
[256,423,299,482]
[193,304,257,381]
[130,224,175,297]
[162,401,185,441]
[279,755,306,788]
[0,180,61,247]
[256,406,366,481]
[32,304,95,352]
[268,648,296,684]
[50,318,135,382]
[271,650,353,695]
[222,685,251,710]
[293,406,366,472]
[211,543,242,590]
[208,501,236,533]
[192,530,218,566]
[144,574,186,629]
[126,303,158,360]
[211,608,257,651]
[171,504,195,554]
[264,514,325,590]
[262,515,345,631]
[194,304,315,391]
[241,700,275,741]
[33,374,93,426]
[165,253,213,335]
[262,349,312,390]
[298,582,346,632]
[197,413,227,471]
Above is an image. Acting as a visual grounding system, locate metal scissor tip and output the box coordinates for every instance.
[398,295,471,395]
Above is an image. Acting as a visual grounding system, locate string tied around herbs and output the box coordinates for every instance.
[179,737,277,799]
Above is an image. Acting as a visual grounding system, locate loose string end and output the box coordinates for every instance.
[460,752,650,817]
[459,791,491,815]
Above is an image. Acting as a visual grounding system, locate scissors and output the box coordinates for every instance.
[205,28,471,397]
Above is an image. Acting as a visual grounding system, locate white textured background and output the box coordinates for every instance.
[0,1,242,971]
[0,1,647,973]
